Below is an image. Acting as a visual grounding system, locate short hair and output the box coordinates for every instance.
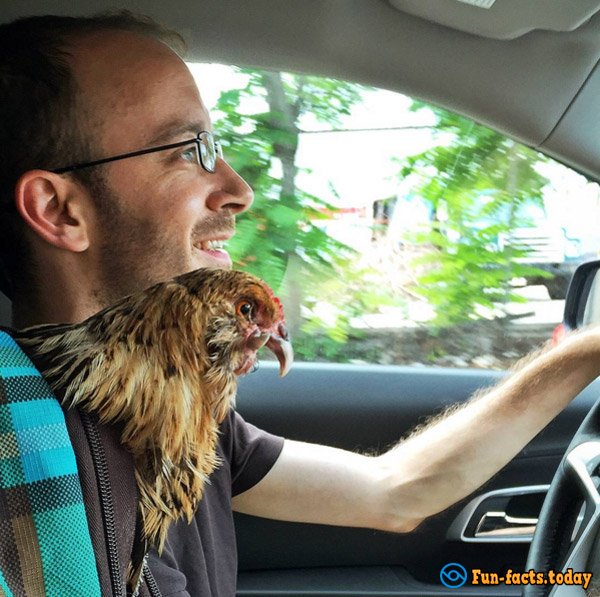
[0,11,186,300]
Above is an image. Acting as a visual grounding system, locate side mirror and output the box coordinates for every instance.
[563,259,600,331]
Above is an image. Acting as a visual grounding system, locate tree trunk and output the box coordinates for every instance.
[261,71,303,336]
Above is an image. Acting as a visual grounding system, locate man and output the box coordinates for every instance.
[0,11,599,597]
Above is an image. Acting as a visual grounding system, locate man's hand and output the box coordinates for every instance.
[232,328,600,532]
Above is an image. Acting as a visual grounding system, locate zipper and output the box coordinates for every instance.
[81,411,124,597]
[144,563,162,597]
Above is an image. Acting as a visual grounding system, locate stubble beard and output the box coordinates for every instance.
[86,174,236,308]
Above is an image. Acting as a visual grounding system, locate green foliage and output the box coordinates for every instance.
[213,67,390,356]
[397,101,552,328]
[213,67,553,357]
[214,69,362,280]
[293,264,399,361]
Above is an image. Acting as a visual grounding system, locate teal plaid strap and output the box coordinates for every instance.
[0,331,101,596]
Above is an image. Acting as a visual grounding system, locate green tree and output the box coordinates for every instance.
[213,68,389,358]
[397,102,551,327]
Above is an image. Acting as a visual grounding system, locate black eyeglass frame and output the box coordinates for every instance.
[50,131,222,174]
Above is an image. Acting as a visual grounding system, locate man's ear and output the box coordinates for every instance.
[14,170,91,253]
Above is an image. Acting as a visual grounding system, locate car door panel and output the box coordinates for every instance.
[235,362,599,595]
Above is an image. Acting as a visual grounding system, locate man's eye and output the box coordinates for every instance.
[179,146,198,164]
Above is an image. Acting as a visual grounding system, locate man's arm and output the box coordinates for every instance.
[232,329,600,532]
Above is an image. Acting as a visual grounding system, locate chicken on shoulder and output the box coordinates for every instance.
[9,268,292,561]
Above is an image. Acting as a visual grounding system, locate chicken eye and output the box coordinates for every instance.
[236,301,253,319]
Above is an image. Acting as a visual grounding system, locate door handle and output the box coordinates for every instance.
[474,511,537,538]
[447,485,550,543]
[448,485,584,543]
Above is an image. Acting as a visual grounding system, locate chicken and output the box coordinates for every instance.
[10,268,292,562]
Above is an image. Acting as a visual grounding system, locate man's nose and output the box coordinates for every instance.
[205,157,254,214]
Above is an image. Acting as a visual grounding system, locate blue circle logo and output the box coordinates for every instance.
[440,563,468,588]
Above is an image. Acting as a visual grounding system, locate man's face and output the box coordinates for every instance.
[69,30,253,306]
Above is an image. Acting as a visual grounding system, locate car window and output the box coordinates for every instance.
[189,63,600,370]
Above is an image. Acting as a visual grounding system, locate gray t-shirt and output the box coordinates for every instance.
[147,410,285,596]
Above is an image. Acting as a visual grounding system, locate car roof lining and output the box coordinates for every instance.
[1,0,600,181]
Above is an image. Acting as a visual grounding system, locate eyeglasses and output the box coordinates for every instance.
[50,131,223,174]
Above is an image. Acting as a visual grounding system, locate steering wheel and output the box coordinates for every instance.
[523,398,600,596]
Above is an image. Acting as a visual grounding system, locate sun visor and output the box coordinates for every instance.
[387,0,600,39]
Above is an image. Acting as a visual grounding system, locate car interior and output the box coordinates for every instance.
[3,1,600,595]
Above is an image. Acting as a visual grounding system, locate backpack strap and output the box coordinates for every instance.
[0,331,101,596]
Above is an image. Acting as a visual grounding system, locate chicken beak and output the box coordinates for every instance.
[247,330,271,351]
[265,323,293,377]
[246,324,293,377]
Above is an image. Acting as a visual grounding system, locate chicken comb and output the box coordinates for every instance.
[261,282,286,321]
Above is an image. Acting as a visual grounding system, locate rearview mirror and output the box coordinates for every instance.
[563,260,600,330]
